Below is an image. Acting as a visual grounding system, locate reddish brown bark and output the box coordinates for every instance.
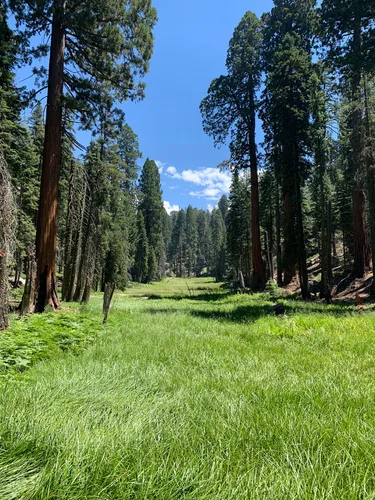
[35,0,66,312]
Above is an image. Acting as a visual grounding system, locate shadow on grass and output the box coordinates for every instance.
[191,305,266,323]
[190,301,360,324]
[134,292,227,302]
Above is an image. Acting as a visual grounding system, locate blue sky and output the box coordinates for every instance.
[15,0,275,212]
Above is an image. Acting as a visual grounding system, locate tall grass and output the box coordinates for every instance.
[1,279,375,498]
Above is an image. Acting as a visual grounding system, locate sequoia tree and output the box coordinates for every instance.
[9,0,157,311]
[321,0,375,277]
[200,11,266,290]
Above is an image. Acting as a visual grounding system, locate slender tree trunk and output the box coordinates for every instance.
[294,143,309,299]
[13,253,22,288]
[327,200,333,287]
[20,246,36,316]
[0,251,8,330]
[62,160,75,300]
[34,0,66,312]
[179,245,183,278]
[103,282,115,324]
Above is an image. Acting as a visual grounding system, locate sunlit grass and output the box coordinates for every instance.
[1,279,375,498]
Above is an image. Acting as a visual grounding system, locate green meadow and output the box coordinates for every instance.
[1,278,375,499]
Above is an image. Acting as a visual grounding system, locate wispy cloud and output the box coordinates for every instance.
[155,160,166,175]
[166,166,231,201]
[164,201,180,215]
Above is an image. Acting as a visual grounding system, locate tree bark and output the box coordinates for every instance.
[34,0,66,312]
[20,246,36,316]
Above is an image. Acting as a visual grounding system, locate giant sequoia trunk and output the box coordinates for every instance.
[34,0,65,312]
[351,16,370,279]
[249,88,266,291]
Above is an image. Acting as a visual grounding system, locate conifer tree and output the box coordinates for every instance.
[139,158,163,281]
[9,0,157,311]
[185,205,198,277]
[262,0,316,298]
[227,170,249,279]
[321,0,375,277]
[170,210,186,278]
[196,210,210,275]
[133,211,149,283]
[209,208,227,282]
[201,11,265,290]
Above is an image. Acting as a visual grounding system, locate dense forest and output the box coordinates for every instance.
[1,0,375,328]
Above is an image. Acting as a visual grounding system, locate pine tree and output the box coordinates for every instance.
[227,170,250,279]
[218,195,229,227]
[9,0,157,311]
[196,210,210,275]
[321,0,375,277]
[133,211,149,283]
[209,208,227,282]
[185,206,198,277]
[201,11,265,290]
[170,210,186,278]
[139,159,163,281]
[262,0,316,299]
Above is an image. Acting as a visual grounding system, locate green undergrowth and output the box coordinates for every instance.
[0,302,106,380]
[1,279,375,498]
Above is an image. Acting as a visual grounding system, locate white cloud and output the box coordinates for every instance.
[207,204,216,213]
[155,160,166,175]
[166,166,177,175]
[165,166,231,200]
[164,201,180,215]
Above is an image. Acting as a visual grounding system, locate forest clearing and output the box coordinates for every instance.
[1,278,375,499]
[1,0,375,497]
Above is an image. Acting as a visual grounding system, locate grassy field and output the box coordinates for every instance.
[1,278,375,499]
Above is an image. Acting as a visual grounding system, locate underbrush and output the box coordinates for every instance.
[0,302,104,380]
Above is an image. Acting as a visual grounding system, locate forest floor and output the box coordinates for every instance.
[1,278,375,498]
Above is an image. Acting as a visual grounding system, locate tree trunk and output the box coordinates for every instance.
[0,251,8,330]
[103,282,115,324]
[293,143,309,299]
[0,151,13,330]
[275,182,283,287]
[179,244,183,278]
[352,189,370,277]
[62,160,75,300]
[34,0,66,312]
[248,89,265,291]
[364,78,375,294]
[20,246,36,316]
[13,252,22,288]
[351,16,370,278]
